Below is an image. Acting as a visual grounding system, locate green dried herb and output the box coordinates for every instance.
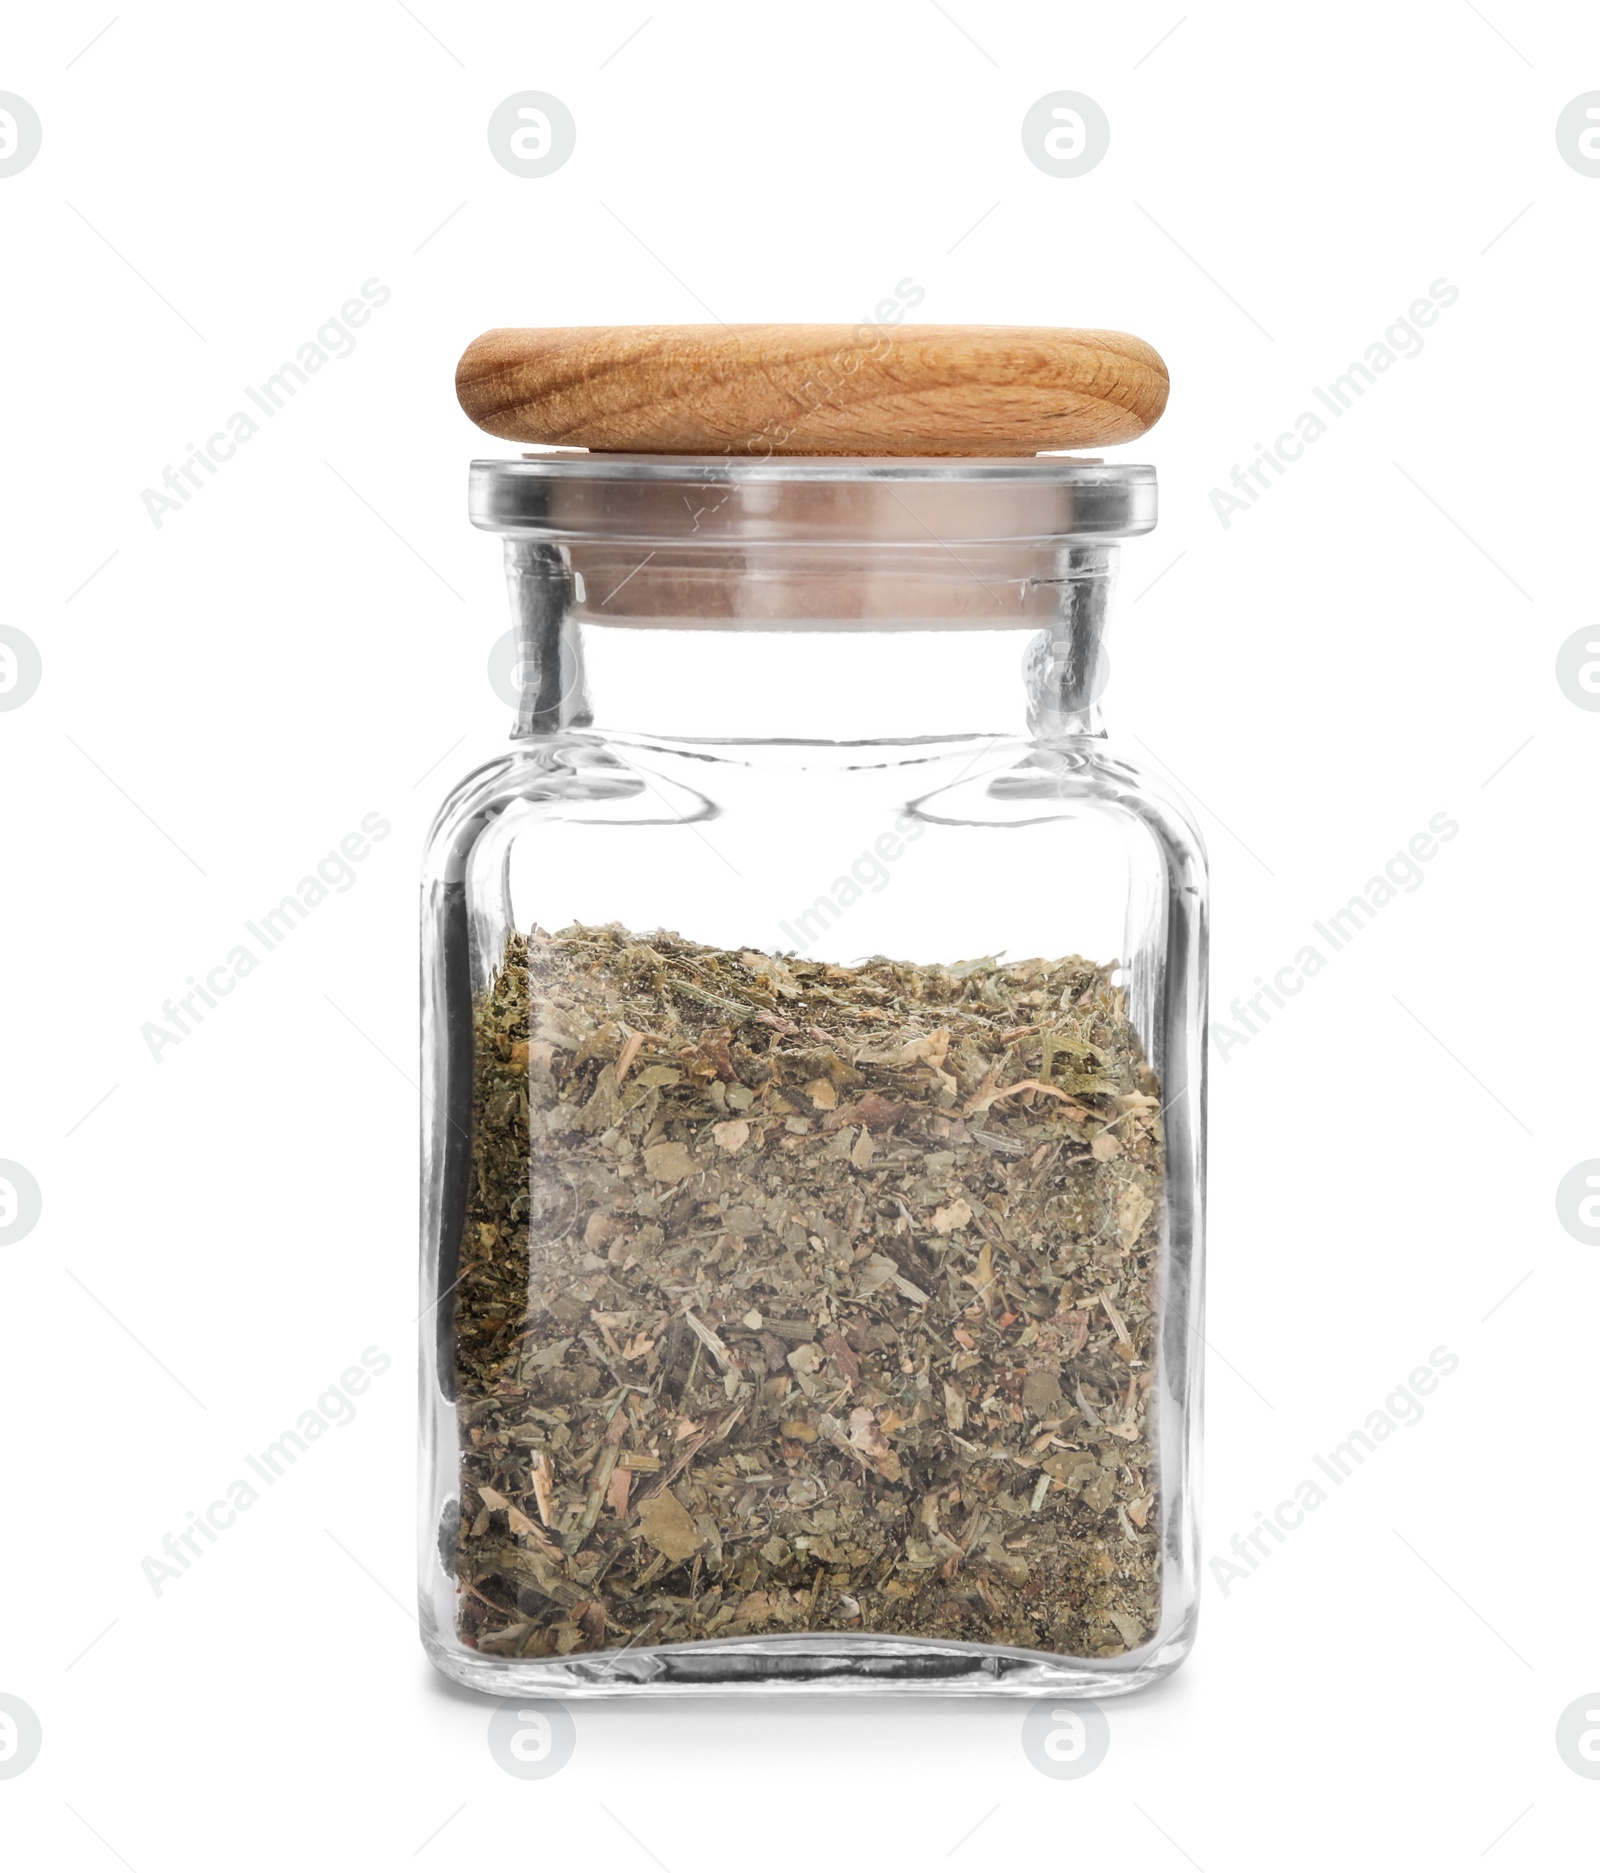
[452,923,1164,1661]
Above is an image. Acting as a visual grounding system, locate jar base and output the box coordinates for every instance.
[421,1604,1195,1700]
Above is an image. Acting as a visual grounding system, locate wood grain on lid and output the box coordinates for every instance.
[456,324,1168,456]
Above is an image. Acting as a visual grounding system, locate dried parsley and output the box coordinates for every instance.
[452,923,1164,1662]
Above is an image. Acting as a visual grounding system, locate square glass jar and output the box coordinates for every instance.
[419,455,1206,1697]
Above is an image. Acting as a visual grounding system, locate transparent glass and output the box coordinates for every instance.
[420,456,1207,1697]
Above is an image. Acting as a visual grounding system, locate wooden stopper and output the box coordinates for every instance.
[456,324,1168,456]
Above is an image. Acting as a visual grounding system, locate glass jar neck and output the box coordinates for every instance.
[503,538,1118,744]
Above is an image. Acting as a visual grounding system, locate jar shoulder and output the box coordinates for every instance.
[910,737,1209,879]
[421,734,1210,888]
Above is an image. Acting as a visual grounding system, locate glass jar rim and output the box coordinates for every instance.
[469,452,1157,546]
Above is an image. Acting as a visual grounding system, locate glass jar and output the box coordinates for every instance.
[419,454,1206,1698]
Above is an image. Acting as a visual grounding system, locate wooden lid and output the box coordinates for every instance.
[456,324,1168,457]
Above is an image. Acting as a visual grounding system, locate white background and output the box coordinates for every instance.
[3,1,1597,1865]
